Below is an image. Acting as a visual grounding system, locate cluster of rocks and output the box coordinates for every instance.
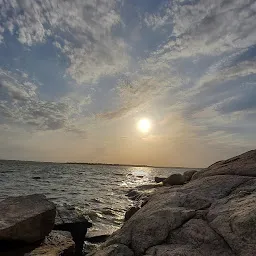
[89,149,256,256]
[0,194,92,256]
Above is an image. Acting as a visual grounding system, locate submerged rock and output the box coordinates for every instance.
[0,194,56,243]
[90,149,256,256]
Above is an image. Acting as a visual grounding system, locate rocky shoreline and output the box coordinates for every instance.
[89,149,256,256]
[1,149,256,256]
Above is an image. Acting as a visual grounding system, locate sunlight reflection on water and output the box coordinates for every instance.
[0,161,195,234]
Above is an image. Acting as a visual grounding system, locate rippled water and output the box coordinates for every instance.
[0,160,195,234]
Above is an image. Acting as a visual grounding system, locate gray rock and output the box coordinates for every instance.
[27,230,75,256]
[162,173,185,186]
[193,149,256,179]
[91,150,256,256]
[183,170,198,182]
[1,231,75,256]
[89,244,134,256]
[0,194,56,243]
[54,206,92,255]
[124,207,140,221]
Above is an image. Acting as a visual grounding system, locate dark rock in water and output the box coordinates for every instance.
[154,177,166,183]
[90,149,256,256]
[0,194,56,243]
[183,170,198,182]
[54,206,92,255]
[136,175,144,178]
[162,173,185,186]
[32,176,41,180]
[86,234,110,244]
[125,189,141,200]
[124,207,140,221]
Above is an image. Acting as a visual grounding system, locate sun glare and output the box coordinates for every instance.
[137,118,151,133]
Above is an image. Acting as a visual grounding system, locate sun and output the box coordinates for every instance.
[137,118,151,133]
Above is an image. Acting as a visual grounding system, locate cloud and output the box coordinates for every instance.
[0,69,88,134]
[0,0,129,84]
[148,0,256,60]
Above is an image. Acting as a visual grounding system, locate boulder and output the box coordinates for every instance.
[154,177,166,183]
[28,231,75,256]
[193,149,256,180]
[0,194,56,243]
[162,173,185,186]
[1,231,75,256]
[54,206,92,255]
[183,170,198,182]
[90,150,256,256]
[124,207,140,221]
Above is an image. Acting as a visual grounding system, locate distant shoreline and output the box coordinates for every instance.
[0,159,198,169]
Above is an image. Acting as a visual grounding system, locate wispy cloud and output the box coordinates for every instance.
[0,0,129,84]
[0,69,89,134]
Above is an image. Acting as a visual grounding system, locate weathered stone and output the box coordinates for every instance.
[183,170,198,182]
[90,150,256,256]
[54,206,92,255]
[193,149,256,179]
[89,244,134,256]
[1,231,75,256]
[162,173,185,186]
[27,231,75,256]
[0,194,56,243]
[124,207,140,221]
[207,190,256,256]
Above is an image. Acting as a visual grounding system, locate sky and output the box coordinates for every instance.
[0,0,255,167]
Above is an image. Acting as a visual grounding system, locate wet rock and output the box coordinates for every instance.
[124,207,140,221]
[154,177,166,183]
[54,206,92,255]
[0,194,56,243]
[183,170,198,182]
[90,150,256,256]
[125,189,141,200]
[162,173,185,186]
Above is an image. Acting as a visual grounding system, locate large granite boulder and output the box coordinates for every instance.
[90,150,256,256]
[0,194,56,243]
[193,149,256,179]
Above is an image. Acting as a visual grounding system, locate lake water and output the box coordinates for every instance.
[0,160,196,235]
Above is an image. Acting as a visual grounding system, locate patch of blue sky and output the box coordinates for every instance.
[114,0,173,60]
[0,31,73,100]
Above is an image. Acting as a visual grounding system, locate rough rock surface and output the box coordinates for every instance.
[162,173,185,185]
[1,231,75,256]
[183,170,198,182]
[91,150,256,256]
[193,149,256,179]
[54,206,92,255]
[0,194,56,243]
